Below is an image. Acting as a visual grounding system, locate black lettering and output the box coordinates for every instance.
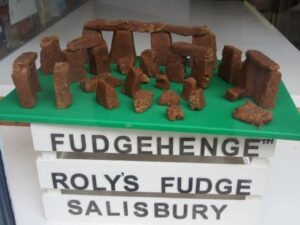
[85,200,102,215]
[244,139,259,157]
[134,202,148,217]
[92,175,106,191]
[137,136,152,154]
[192,205,208,219]
[222,138,239,156]
[161,177,175,193]
[173,204,187,219]
[104,175,120,191]
[106,201,120,216]
[200,138,217,156]
[211,205,227,220]
[92,135,109,153]
[179,137,195,155]
[52,173,69,189]
[68,200,82,215]
[178,177,193,194]
[124,175,139,192]
[50,133,64,151]
[69,134,86,152]
[115,136,132,153]
[70,173,89,190]
[154,203,169,218]
[123,201,128,216]
[216,179,232,194]
[195,178,212,194]
[236,179,251,195]
[157,137,174,155]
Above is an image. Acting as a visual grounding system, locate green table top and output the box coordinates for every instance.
[0,59,300,141]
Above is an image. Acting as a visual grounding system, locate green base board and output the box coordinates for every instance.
[0,59,300,141]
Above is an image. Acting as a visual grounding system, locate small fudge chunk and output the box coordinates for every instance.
[96,79,119,109]
[103,74,123,87]
[166,53,186,83]
[117,56,135,75]
[218,45,242,84]
[67,33,103,51]
[189,89,205,110]
[182,77,197,100]
[64,49,86,83]
[40,36,66,74]
[225,87,246,101]
[140,49,159,77]
[164,24,209,36]
[167,105,184,121]
[233,101,272,127]
[156,74,170,90]
[84,19,127,31]
[158,90,180,106]
[141,73,150,83]
[151,31,172,65]
[53,62,72,109]
[170,42,212,58]
[134,90,154,113]
[123,67,143,98]
[110,30,136,63]
[127,21,164,32]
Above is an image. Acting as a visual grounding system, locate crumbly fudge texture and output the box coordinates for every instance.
[134,90,154,113]
[117,55,135,75]
[189,89,205,110]
[182,77,197,100]
[156,74,170,90]
[140,49,160,77]
[158,90,180,106]
[167,105,184,121]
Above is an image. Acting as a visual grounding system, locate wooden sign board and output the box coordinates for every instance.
[31,124,276,157]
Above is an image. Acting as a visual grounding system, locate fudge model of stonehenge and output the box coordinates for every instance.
[11,18,281,126]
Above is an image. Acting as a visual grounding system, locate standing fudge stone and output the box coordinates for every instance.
[90,42,110,75]
[40,36,66,74]
[166,53,186,83]
[123,67,143,98]
[53,63,72,109]
[110,30,136,63]
[218,45,242,84]
[96,79,119,109]
[158,90,180,106]
[182,77,197,100]
[189,89,205,110]
[190,57,214,88]
[156,74,170,90]
[140,49,160,77]
[12,52,41,108]
[64,49,86,83]
[82,28,103,63]
[134,90,154,113]
[117,56,135,75]
[151,31,172,65]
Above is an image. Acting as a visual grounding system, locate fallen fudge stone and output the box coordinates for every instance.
[84,19,127,31]
[225,87,246,101]
[182,77,197,100]
[170,42,212,58]
[96,79,119,109]
[67,33,103,51]
[40,36,66,74]
[110,30,136,63]
[158,90,180,106]
[12,65,37,108]
[239,50,281,109]
[90,42,110,75]
[192,32,217,68]
[190,57,214,88]
[233,101,272,127]
[53,62,72,109]
[166,53,186,83]
[64,49,86,83]
[218,45,242,84]
[140,49,160,77]
[103,74,123,87]
[156,74,170,90]
[134,90,154,113]
[117,56,135,75]
[127,21,164,32]
[80,75,123,92]
[123,67,143,98]
[151,31,172,65]
[189,89,205,110]
[13,52,40,92]
[167,105,184,121]
[164,24,209,36]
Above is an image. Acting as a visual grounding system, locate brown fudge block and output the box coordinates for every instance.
[239,50,281,109]
[170,42,212,58]
[218,45,242,84]
[151,31,172,65]
[13,52,40,92]
[96,79,119,109]
[182,77,197,100]
[53,62,72,109]
[90,42,110,75]
[192,32,217,68]
[164,24,209,36]
[190,57,214,88]
[82,28,103,63]
[225,87,246,101]
[166,53,186,83]
[233,101,272,127]
[67,33,103,51]
[40,36,66,74]
[64,49,86,83]
[103,74,123,87]
[127,21,164,32]
[141,73,150,83]
[117,56,135,75]
[189,89,205,110]
[140,49,160,77]
[167,105,184,121]
[134,90,154,113]
[80,75,123,92]
[158,90,180,106]
[84,19,127,31]
[123,67,143,98]
[110,30,136,63]
[156,74,170,90]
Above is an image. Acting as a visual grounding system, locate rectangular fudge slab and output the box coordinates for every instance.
[123,67,143,98]
[166,53,186,83]
[64,49,86,83]
[190,57,214,88]
[164,24,209,36]
[67,34,103,51]
[170,42,212,58]
[151,31,172,65]
[225,87,246,101]
[127,20,164,32]
[91,42,110,75]
[84,19,127,31]
[96,79,119,109]
[140,49,160,77]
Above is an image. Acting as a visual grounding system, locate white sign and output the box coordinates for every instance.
[31,124,276,157]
